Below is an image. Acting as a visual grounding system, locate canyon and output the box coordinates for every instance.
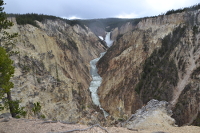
[97,9,200,126]
[4,17,107,124]
[0,7,200,128]
[97,10,200,125]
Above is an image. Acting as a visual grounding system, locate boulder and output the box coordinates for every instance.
[124,99,176,129]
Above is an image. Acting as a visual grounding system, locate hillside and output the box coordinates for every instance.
[97,4,200,126]
[0,3,200,131]
[2,17,108,124]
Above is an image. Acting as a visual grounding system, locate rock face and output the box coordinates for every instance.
[97,9,200,125]
[124,99,175,129]
[110,21,136,40]
[173,69,200,126]
[1,9,200,126]
[3,17,107,123]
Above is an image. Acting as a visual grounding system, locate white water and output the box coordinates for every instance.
[98,36,104,40]
[89,32,113,117]
[105,32,113,47]
[89,52,105,106]
[89,52,109,117]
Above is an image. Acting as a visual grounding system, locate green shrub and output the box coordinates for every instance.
[32,102,41,115]
[5,100,27,118]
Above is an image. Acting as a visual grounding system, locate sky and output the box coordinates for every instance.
[4,0,200,19]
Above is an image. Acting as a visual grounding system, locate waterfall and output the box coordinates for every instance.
[105,32,113,47]
[89,32,113,117]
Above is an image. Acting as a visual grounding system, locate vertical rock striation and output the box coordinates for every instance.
[97,9,200,125]
[4,17,107,123]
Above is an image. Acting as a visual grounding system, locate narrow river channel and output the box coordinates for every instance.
[89,32,113,117]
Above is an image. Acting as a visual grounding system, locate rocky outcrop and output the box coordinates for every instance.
[110,22,134,40]
[110,20,140,40]
[123,99,175,129]
[97,9,200,125]
[3,17,107,123]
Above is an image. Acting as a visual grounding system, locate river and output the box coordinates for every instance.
[89,32,113,117]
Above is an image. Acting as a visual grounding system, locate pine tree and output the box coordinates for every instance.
[0,46,15,114]
[0,0,18,55]
[0,0,25,118]
[0,0,13,30]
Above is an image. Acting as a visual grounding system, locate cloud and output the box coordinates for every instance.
[144,0,200,15]
[67,16,82,20]
[116,13,138,18]
[4,0,200,19]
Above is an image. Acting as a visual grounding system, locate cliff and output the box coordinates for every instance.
[1,8,200,127]
[3,17,107,123]
[97,9,200,126]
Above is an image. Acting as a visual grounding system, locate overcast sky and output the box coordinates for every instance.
[4,0,200,19]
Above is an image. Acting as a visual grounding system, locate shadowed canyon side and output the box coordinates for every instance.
[5,17,107,123]
[97,9,200,125]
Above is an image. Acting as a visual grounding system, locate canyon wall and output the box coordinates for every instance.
[1,9,200,126]
[4,17,107,123]
[110,21,136,40]
[97,10,200,125]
